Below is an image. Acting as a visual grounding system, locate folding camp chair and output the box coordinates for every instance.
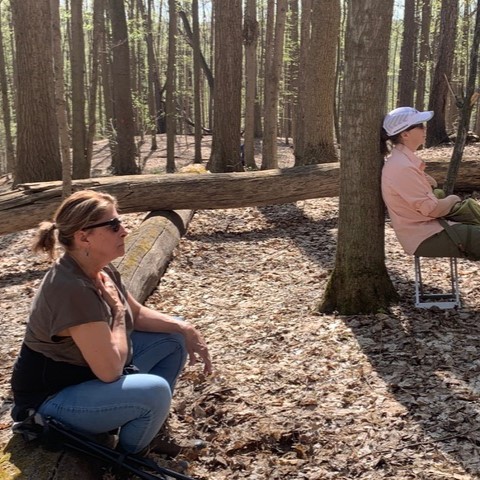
[414,255,461,309]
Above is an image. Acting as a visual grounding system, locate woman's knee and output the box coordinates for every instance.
[123,374,172,409]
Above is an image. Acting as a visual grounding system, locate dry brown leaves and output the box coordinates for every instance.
[3,142,480,479]
[143,194,480,480]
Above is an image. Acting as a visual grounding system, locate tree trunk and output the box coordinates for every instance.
[107,0,139,175]
[192,0,203,163]
[3,159,480,236]
[178,10,214,94]
[261,0,287,170]
[131,1,142,139]
[319,0,398,315]
[85,0,102,168]
[293,0,312,165]
[137,0,157,150]
[301,0,340,165]
[243,0,259,169]
[426,0,458,147]
[51,0,72,198]
[208,0,243,172]
[11,0,62,186]
[71,0,88,179]
[443,0,480,195]
[415,0,431,111]
[0,2,14,174]
[166,0,177,173]
[99,0,116,160]
[284,0,299,146]
[397,0,416,107]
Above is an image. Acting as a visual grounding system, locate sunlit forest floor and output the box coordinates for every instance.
[3,136,480,479]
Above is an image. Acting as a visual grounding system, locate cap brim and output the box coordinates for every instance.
[414,111,434,123]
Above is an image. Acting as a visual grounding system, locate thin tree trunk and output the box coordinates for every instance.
[85,0,102,172]
[243,0,259,169]
[0,1,14,174]
[192,0,203,163]
[138,0,158,151]
[333,2,347,145]
[415,0,431,111]
[426,0,459,147]
[51,0,72,197]
[166,0,177,173]
[397,0,416,106]
[261,0,288,170]
[99,0,116,164]
[284,0,299,146]
[294,0,311,165]
[71,0,88,179]
[443,0,480,195]
[178,10,214,94]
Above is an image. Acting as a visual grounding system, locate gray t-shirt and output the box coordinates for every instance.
[24,254,134,367]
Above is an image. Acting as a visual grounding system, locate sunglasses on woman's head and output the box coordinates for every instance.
[83,217,122,233]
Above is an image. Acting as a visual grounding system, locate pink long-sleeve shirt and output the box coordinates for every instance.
[381,144,457,255]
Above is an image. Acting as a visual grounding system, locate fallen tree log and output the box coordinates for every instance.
[1,160,480,235]
[0,164,337,235]
[113,209,194,303]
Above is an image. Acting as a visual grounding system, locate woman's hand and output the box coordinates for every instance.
[127,293,213,374]
[96,271,125,314]
[425,173,437,188]
[183,325,213,375]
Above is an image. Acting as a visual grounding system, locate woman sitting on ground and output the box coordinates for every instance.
[11,189,212,456]
[381,106,480,259]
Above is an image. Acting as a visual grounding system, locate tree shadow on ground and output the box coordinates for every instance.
[345,312,480,476]
[0,267,49,289]
[257,202,480,476]
[186,202,338,270]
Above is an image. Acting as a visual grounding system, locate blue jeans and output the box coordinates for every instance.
[38,331,187,453]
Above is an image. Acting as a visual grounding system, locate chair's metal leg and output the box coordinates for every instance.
[414,256,461,309]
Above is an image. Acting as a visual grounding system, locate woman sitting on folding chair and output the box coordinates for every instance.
[381,106,480,259]
[10,190,212,456]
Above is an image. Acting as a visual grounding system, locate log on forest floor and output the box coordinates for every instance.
[0,164,337,235]
[1,161,480,235]
[113,209,194,303]
[0,210,193,479]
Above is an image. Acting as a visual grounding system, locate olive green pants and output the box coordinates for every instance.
[415,223,480,260]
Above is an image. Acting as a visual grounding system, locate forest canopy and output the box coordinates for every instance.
[0,0,478,182]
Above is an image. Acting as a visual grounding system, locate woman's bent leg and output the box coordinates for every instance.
[130,331,187,391]
[38,373,171,453]
[415,224,480,260]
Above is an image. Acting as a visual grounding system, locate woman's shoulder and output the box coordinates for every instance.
[41,255,96,293]
[383,152,410,174]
